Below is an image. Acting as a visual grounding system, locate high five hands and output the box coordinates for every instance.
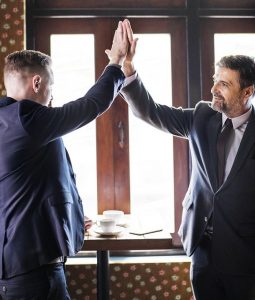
[105,19,138,77]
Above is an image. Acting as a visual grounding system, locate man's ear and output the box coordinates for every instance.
[245,85,254,97]
[243,85,255,104]
[32,75,41,93]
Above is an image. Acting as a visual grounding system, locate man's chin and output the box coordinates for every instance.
[211,99,223,112]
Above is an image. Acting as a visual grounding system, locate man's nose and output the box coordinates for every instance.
[211,82,218,94]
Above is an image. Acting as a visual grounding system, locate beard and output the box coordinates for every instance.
[211,95,225,113]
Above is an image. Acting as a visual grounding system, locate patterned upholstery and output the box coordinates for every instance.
[0,0,24,96]
[66,262,194,300]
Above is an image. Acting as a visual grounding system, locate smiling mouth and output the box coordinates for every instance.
[213,95,224,101]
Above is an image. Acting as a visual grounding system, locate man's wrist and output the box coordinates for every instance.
[122,61,136,77]
[108,63,122,69]
[108,57,124,66]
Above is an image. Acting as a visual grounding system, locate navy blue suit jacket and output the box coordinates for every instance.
[122,75,255,275]
[0,65,124,278]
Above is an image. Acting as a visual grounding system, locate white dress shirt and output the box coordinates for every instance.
[222,107,252,183]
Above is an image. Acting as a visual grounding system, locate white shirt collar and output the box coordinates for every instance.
[222,106,252,130]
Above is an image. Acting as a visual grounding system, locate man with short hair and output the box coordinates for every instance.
[0,21,128,299]
[120,19,255,300]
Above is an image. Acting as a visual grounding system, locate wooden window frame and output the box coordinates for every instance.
[200,18,255,101]
[31,17,188,248]
[26,0,255,249]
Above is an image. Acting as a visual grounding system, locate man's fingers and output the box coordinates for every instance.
[131,38,138,54]
[121,22,127,40]
[124,19,133,43]
[105,49,110,57]
[116,21,123,33]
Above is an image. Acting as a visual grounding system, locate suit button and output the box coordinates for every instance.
[204,217,208,222]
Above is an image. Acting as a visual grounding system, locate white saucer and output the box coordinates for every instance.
[93,225,124,236]
[96,216,129,228]
[116,218,130,227]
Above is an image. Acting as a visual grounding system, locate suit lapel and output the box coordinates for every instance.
[207,112,222,191]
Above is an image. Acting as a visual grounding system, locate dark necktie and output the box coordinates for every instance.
[217,118,233,187]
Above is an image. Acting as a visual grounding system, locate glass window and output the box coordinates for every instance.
[214,33,255,105]
[214,33,255,63]
[50,34,97,216]
[129,34,174,231]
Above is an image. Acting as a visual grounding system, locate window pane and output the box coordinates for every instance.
[129,34,174,231]
[214,34,255,63]
[50,34,97,217]
[214,33,255,105]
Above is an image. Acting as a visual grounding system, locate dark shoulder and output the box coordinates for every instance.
[194,100,216,116]
[18,99,44,115]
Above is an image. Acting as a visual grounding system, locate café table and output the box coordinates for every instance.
[82,215,172,300]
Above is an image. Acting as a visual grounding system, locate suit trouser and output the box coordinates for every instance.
[0,263,70,300]
[190,234,255,300]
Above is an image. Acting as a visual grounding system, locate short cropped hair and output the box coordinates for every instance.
[4,50,52,77]
[216,55,255,90]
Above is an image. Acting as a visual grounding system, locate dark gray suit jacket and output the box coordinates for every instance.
[121,75,255,275]
[0,65,124,279]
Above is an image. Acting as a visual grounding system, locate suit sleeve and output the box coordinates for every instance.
[19,65,125,144]
[121,74,193,138]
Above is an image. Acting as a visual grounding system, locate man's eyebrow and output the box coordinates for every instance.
[222,79,232,86]
[212,76,232,86]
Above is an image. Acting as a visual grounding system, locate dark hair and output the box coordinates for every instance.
[4,50,52,76]
[216,55,255,90]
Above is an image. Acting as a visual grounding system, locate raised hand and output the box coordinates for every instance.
[105,21,129,66]
[122,19,138,77]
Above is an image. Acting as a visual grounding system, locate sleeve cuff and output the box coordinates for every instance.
[107,63,122,69]
[123,72,137,87]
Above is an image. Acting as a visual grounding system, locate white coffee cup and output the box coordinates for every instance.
[103,210,124,224]
[99,218,116,233]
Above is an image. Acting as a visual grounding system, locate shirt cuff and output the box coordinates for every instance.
[107,63,122,69]
[123,72,137,87]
